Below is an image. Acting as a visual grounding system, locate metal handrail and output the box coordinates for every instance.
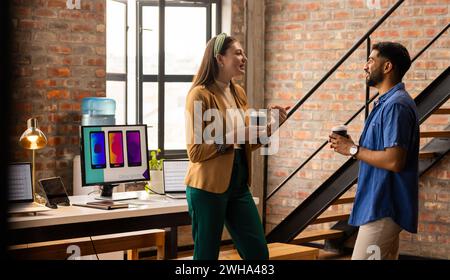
[266,16,449,200]
[412,23,449,64]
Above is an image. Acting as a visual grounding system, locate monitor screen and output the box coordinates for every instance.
[163,160,189,193]
[80,125,150,186]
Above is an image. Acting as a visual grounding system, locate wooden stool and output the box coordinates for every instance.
[219,242,319,260]
[9,229,166,260]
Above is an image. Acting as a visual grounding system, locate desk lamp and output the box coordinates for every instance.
[19,118,47,200]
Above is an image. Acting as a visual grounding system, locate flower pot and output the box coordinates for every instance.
[149,170,164,194]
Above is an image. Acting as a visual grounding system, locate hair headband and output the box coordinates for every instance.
[213,33,227,57]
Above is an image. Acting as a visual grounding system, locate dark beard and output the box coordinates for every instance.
[366,69,383,87]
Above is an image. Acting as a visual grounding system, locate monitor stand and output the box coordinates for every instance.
[95,184,139,201]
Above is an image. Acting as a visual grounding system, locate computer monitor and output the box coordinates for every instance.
[80,125,150,200]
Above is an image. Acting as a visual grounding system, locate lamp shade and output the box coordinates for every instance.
[19,118,47,150]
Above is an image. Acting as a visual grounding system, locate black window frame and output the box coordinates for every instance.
[106,0,129,125]
[137,0,222,159]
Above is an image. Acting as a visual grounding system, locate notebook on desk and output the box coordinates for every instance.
[8,162,50,214]
[163,159,189,199]
[73,200,129,210]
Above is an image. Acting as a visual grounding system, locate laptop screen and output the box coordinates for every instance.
[163,160,189,193]
[8,163,33,202]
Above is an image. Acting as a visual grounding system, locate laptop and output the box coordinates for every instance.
[163,159,189,199]
[8,162,50,214]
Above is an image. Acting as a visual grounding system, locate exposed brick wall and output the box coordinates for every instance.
[401,154,450,259]
[261,0,449,258]
[231,0,246,87]
[10,0,106,194]
[232,0,246,48]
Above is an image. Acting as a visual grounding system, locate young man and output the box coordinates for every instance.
[329,42,419,260]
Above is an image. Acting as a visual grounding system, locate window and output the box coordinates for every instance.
[106,0,127,125]
[106,0,221,158]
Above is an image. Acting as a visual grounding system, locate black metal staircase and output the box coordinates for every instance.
[264,0,450,244]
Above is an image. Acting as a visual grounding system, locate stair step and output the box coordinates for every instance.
[292,229,345,244]
[434,108,450,114]
[420,131,450,138]
[419,151,436,159]
[332,194,355,205]
[312,212,350,224]
[219,242,319,260]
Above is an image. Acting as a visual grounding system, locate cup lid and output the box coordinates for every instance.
[250,111,266,116]
[332,125,347,131]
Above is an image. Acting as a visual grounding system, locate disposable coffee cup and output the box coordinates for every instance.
[332,125,348,138]
[250,111,268,144]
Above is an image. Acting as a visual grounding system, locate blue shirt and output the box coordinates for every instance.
[349,83,419,233]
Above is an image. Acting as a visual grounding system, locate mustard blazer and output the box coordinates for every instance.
[184,81,259,193]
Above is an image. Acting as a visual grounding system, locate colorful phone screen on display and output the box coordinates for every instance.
[126,131,142,167]
[90,131,107,169]
[108,131,124,168]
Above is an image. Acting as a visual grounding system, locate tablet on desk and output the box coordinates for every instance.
[39,177,70,209]
[73,201,129,210]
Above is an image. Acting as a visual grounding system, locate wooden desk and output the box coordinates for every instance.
[8,191,191,259]
[9,191,260,259]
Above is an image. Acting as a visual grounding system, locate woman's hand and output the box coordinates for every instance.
[267,105,291,136]
[270,105,290,125]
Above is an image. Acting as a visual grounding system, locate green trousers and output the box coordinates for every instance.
[186,149,269,260]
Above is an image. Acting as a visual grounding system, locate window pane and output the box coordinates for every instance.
[143,82,158,150]
[107,0,126,73]
[142,6,159,75]
[212,3,216,37]
[165,7,206,75]
[106,81,126,125]
[164,83,189,150]
[127,0,137,124]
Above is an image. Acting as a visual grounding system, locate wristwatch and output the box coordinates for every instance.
[349,145,359,158]
[215,136,228,154]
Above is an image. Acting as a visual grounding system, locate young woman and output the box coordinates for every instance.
[184,33,289,260]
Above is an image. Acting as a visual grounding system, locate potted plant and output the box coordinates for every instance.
[145,149,164,194]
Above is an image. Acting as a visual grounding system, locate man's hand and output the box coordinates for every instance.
[330,133,407,172]
[329,133,355,156]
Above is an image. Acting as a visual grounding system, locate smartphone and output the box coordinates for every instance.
[90,131,107,169]
[108,131,124,168]
[126,131,142,167]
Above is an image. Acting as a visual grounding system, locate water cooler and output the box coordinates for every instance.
[73,98,124,195]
